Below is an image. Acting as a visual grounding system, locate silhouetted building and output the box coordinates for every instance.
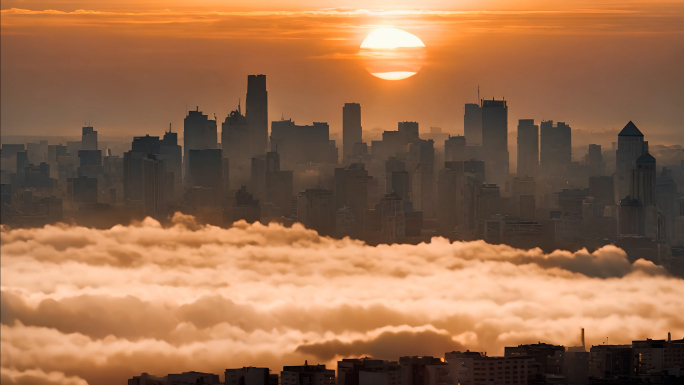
[298,188,335,236]
[159,129,183,201]
[68,176,98,204]
[335,163,369,236]
[167,371,220,385]
[222,103,251,185]
[81,126,98,150]
[398,121,420,143]
[615,121,647,202]
[141,155,167,218]
[227,186,260,224]
[246,74,268,157]
[540,120,571,176]
[271,119,335,167]
[444,135,466,162]
[124,135,161,203]
[517,119,539,178]
[184,107,217,184]
[481,99,508,185]
[127,373,166,385]
[505,343,565,381]
[337,358,400,385]
[446,350,540,385]
[225,367,274,385]
[281,363,334,385]
[464,103,482,146]
[398,356,450,385]
[343,103,362,162]
[589,345,633,380]
[188,149,223,206]
[265,170,293,218]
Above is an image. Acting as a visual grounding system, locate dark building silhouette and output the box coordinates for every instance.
[124,135,161,203]
[540,120,572,176]
[222,103,251,186]
[517,119,539,178]
[184,107,217,185]
[337,357,399,385]
[335,163,369,236]
[481,99,509,185]
[246,74,268,157]
[68,176,98,204]
[297,188,335,236]
[444,135,466,162]
[188,149,223,207]
[270,119,335,167]
[227,186,260,224]
[343,103,362,163]
[398,121,420,143]
[281,363,334,385]
[141,154,168,218]
[615,121,647,202]
[225,367,276,385]
[158,129,182,201]
[81,126,98,151]
[464,103,482,146]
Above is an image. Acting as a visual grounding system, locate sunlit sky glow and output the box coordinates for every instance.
[0,0,682,140]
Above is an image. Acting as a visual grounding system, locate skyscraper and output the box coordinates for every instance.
[464,103,482,146]
[615,121,647,202]
[342,103,362,163]
[184,107,217,185]
[481,99,508,185]
[81,126,98,151]
[539,120,571,176]
[246,74,268,157]
[517,119,539,178]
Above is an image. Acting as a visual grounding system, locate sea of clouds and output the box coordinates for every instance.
[2,213,683,385]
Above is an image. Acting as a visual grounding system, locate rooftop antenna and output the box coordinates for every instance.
[169,123,172,133]
[281,112,284,121]
[477,85,480,102]
[581,328,585,351]
[238,98,241,115]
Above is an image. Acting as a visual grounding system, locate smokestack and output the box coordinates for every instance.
[668,332,671,342]
[581,328,586,351]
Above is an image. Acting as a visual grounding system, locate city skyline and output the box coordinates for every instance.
[2,2,684,385]
[1,1,684,143]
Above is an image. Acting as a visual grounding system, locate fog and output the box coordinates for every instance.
[2,214,683,384]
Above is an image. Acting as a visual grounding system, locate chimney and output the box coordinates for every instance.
[668,332,671,342]
[581,328,586,351]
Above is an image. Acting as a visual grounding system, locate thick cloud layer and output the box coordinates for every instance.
[2,214,683,385]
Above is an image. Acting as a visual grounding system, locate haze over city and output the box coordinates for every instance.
[1,1,684,385]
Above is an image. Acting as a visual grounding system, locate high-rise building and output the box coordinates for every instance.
[398,121,419,143]
[444,135,466,162]
[481,99,508,185]
[615,121,647,202]
[184,107,217,184]
[297,188,335,236]
[222,104,251,187]
[159,129,183,201]
[141,154,167,218]
[81,126,98,151]
[246,74,268,157]
[335,163,369,235]
[517,119,539,178]
[540,120,571,176]
[342,103,362,162]
[464,103,482,146]
[270,119,333,167]
[187,149,223,206]
[281,364,334,385]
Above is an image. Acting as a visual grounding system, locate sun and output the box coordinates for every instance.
[359,27,426,81]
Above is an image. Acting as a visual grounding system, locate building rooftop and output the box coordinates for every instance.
[618,121,643,137]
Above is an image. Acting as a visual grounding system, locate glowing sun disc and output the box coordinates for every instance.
[360,27,426,49]
[360,27,426,81]
[371,71,418,80]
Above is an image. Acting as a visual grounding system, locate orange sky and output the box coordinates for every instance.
[1,1,683,144]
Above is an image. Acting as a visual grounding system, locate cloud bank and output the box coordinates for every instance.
[2,214,683,385]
